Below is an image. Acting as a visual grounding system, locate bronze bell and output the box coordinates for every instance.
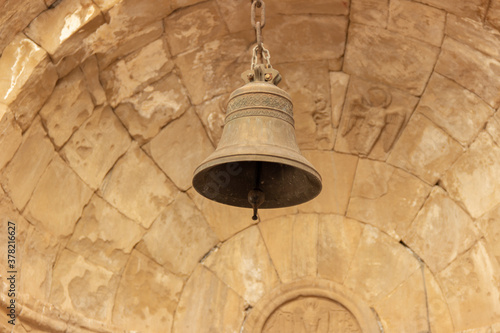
[192,64,322,219]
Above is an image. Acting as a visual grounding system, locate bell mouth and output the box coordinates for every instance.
[192,155,322,209]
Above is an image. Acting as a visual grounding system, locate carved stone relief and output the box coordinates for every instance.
[335,77,418,160]
[263,296,361,333]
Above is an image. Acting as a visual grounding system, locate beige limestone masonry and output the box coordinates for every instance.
[1,0,500,332]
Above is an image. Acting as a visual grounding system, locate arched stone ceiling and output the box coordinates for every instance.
[1,0,500,332]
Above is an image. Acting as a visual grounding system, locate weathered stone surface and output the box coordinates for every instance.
[173,265,246,333]
[174,32,252,105]
[438,241,500,330]
[116,73,190,144]
[146,109,213,191]
[343,225,421,304]
[418,73,494,145]
[1,118,54,210]
[347,158,431,239]
[487,111,500,146]
[317,215,364,284]
[0,105,22,171]
[203,226,280,304]
[447,14,500,60]
[25,0,105,62]
[388,0,445,46]
[268,0,350,15]
[194,94,228,146]
[344,24,439,95]
[487,0,500,31]
[0,0,46,53]
[99,143,178,228]
[137,193,218,277]
[436,37,500,108]
[50,250,118,321]
[265,15,347,65]
[171,0,205,10]
[25,155,93,237]
[259,214,318,282]
[415,0,489,21]
[441,132,500,218]
[165,1,228,56]
[404,187,479,273]
[387,113,464,185]
[93,21,164,70]
[61,106,131,189]
[67,194,145,273]
[424,267,455,333]
[476,205,500,266]
[19,226,61,302]
[112,250,184,332]
[80,55,106,106]
[92,0,122,12]
[39,67,95,148]
[298,150,357,214]
[0,34,58,130]
[330,72,349,128]
[187,188,254,241]
[280,61,334,150]
[335,77,418,160]
[374,270,428,332]
[350,0,388,27]
[100,38,174,107]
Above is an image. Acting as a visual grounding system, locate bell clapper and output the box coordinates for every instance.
[248,162,265,220]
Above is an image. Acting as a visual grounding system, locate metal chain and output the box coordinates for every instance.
[250,0,272,68]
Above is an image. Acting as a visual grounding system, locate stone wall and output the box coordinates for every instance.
[0,0,500,332]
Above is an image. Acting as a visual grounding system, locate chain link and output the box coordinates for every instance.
[251,0,265,29]
[250,0,272,69]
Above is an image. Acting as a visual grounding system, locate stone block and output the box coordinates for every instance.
[424,267,454,333]
[0,105,22,171]
[146,109,214,191]
[99,143,178,228]
[344,23,439,96]
[441,132,500,218]
[388,0,445,46]
[172,265,246,333]
[418,73,494,145]
[112,250,184,332]
[116,73,190,144]
[171,0,205,10]
[1,118,54,210]
[187,188,254,241]
[0,34,58,131]
[19,226,61,302]
[438,241,500,330]
[335,77,418,160]
[49,250,119,322]
[476,204,500,267]
[194,94,228,146]
[0,0,46,53]
[403,187,479,273]
[347,158,431,239]
[279,61,334,150]
[39,67,95,148]
[267,0,350,15]
[415,0,489,21]
[374,270,429,332]
[67,194,145,273]
[80,55,107,106]
[350,0,389,27]
[317,215,364,284]
[61,105,131,189]
[330,72,350,129]
[203,226,280,304]
[265,15,347,65]
[165,1,228,56]
[436,37,500,108]
[487,111,500,146]
[447,14,500,60]
[487,0,500,30]
[92,0,122,12]
[215,0,252,33]
[387,113,464,185]
[343,225,421,304]
[259,214,318,283]
[174,32,253,105]
[25,155,93,237]
[25,0,105,62]
[137,193,218,277]
[100,38,174,107]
